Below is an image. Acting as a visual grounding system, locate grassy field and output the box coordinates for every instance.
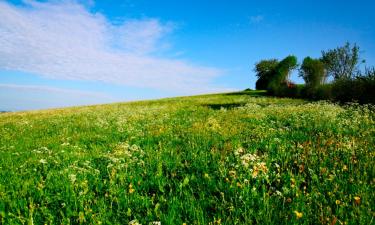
[0,90,374,225]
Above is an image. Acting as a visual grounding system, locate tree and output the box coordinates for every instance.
[268,55,297,86]
[254,59,279,90]
[321,42,363,80]
[299,57,326,88]
[267,55,298,95]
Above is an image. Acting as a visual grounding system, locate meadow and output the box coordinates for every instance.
[0,91,374,224]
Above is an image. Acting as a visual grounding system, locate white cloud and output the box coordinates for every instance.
[116,19,174,54]
[250,15,264,24]
[0,1,224,94]
[0,83,111,98]
[0,83,116,111]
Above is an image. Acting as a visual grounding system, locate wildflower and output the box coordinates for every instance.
[252,162,268,178]
[241,153,258,168]
[354,196,361,205]
[258,162,268,173]
[234,147,244,156]
[204,173,209,179]
[129,219,141,225]
[335,200,341,205]
[294,210,303,219]
[228,170,236,178]
[252,168,259,178]
[275,190,283,196]
[151,222,161,225]
[236,182,242,188]
[342,165,348,171]
[290,178,296,188]
[214,218,221,224]
[129,184,135,194]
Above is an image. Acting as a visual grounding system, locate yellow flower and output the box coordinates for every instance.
[335,200,341,205]
[214,218,221,224]
[252,168,258,178]
[290,178,296,188]
[229,170,236,178]
[129,184,135,194]
[294,210,303,219]
[354,196,361,205]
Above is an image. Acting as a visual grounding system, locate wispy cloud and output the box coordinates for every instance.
[0,83,118,111]
[250,15,264,24]
[0,83,112,98]
[0,1,224,94]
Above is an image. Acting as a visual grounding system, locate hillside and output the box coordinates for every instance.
[0,91,374,224]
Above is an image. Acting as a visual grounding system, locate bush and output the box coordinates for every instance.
[331,72,375,104]
[313,84,333,100]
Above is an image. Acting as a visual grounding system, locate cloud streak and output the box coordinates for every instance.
[0,83,112,98]
[0,1,224,94]
[250,15,264,24]
[0,83,116,111]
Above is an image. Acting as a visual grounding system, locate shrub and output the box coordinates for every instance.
[331,68,375,104]
[313,84,333,100]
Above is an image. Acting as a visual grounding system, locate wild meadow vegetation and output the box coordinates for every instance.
[0,91,374,224]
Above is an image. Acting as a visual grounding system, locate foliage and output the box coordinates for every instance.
[253,43,374,104]
[299,57,327,99]
[267,55,298,96]
[331,67,375,104]
[254,59,279,90]
[321,42,362,80]
[1,91,374,224]
[312,84,333,100]
[300,57,326,88]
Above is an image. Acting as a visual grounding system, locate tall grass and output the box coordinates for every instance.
[0,91,374,224]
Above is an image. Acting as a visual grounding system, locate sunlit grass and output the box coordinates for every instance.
[0,90,374,224]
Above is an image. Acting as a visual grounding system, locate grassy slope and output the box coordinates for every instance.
[0,91,374,224]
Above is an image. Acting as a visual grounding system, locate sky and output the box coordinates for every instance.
[1,0,375,111]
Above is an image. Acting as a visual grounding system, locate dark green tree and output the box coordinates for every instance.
[254,59,279,90]
[321,42,363,80]
[299,57,326,88]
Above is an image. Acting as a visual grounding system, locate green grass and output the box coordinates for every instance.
[0,90,374,224]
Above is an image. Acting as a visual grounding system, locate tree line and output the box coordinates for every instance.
[254,43,375,104]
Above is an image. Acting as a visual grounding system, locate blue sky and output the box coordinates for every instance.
[1,0,375,111]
